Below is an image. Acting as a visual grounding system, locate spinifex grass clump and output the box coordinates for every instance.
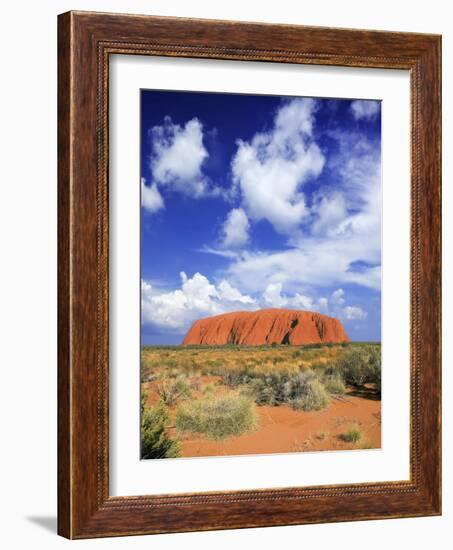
[289,376,330,411]
[336,346,381,389]
[176,393,257,440]
[242,369,330,411]
[156,374,192,406]
[323,374,346,395]
[141,398,181,459]
[340,425,362,443]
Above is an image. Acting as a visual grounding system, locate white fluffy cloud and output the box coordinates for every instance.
[142,272,256,331]
[142,274,367,333]
[290,293,329,313]
[331,288,345,306]
[311,192,348,237]
[221,208,250,248]
[141,178,164,213]
[150,117,211,197]
[342,305,367,320]
[225,129,381,295]
[329,289,367,321]
[263,282,288,307]
[260,284,366,321]
[218,280,255,304]
[231,98,325,234]
[350,100,380,121]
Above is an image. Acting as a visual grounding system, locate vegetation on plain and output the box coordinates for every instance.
[176,393,257,440]
[140,342,381,457]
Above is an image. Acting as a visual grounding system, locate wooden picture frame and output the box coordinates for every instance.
[58,10,441,539]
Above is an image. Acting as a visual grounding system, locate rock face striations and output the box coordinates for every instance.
[182,308,350,346]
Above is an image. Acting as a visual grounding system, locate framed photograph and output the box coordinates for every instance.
[58,11,441,538]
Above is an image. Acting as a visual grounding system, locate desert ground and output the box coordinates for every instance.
[140,343,381,459]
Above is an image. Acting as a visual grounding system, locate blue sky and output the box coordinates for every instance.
[140,90,381,344]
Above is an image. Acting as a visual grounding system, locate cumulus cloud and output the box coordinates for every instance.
[141,272,256,331]
[141,178,164,213]
[142,275,367,335]
[350,100,380,121]
[342,305,367,320]
[326,289,367,321]
[330,288,345,306]
[221,208,250,248]
[290,293,315,310]
[290,293,329,313]
[261,284,329,315]
[311,192,348,237]
[231,98,325,234]
[218,280,255,304]
[263,282,288,307]
[226,129,381,295]
[260,284,366,321]
[149,116,212,197]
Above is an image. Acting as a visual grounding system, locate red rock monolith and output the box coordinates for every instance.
[182,308,350,346]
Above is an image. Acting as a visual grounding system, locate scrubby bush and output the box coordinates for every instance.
[141,401,181,459]
[243,377,277,405]
[290,378,330,411]
[324,375,346,395]
[176,393,257,440]
[367,346,382,390]
[156,375,192,406]
[242,372,289,405]
[242,370,330,412]
[337,350,370,386]
[340,425,362,443]
[336,348,381,388]
[220,368,246,387]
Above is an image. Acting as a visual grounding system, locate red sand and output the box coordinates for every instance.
[174,392,380,457]
[143,376,380,458]
[182,308,350,346]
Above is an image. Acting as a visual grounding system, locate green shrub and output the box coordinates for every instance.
[243,370,330,412]
[340,425,362,443]
[335,346,382,389]
[242,372,291,405]
[156,375,192,406]
[337,349,373,386]
[176,393,257,440]
[324,375,346,395]
[291,378,330,411]
[367,347,382,390]
[141,401,181,459]
[243,377,278,405]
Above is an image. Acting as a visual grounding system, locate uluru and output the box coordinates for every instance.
[182,308,350,346]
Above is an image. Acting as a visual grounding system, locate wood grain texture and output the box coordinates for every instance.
[57,10,442,539]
